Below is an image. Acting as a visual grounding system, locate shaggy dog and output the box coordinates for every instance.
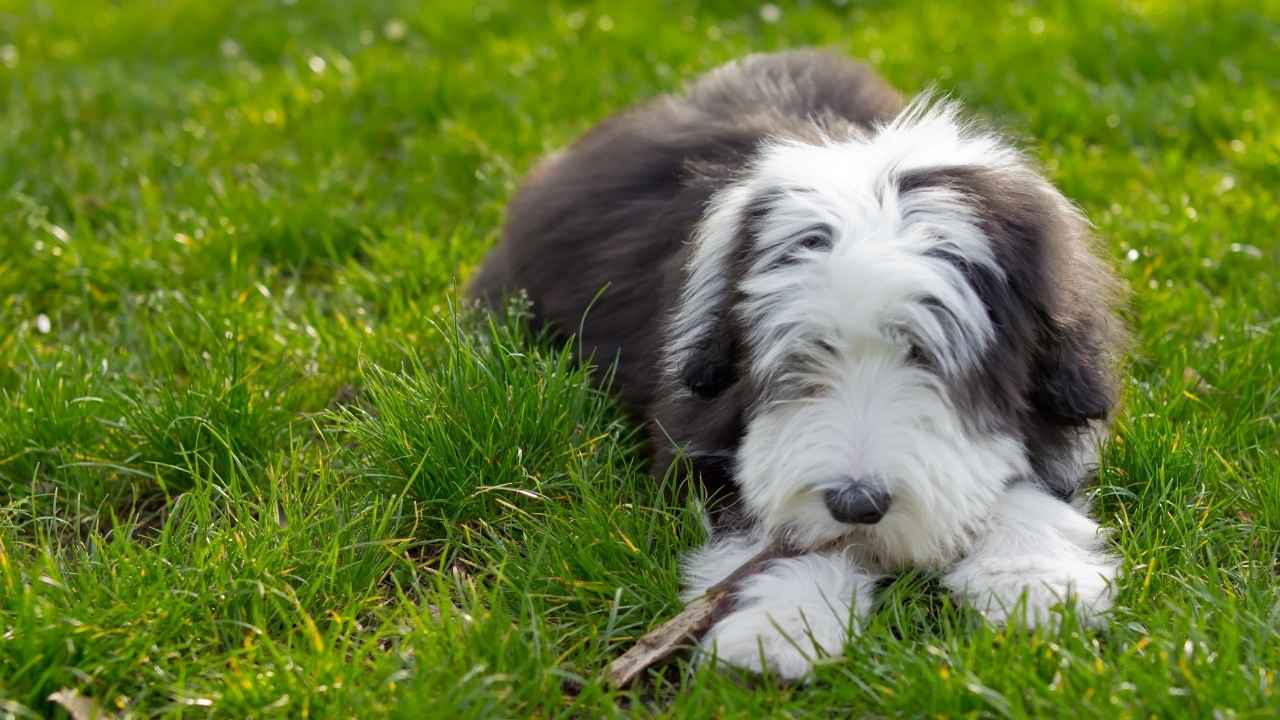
[470,50,1123,679]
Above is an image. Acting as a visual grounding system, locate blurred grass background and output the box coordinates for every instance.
[1,0,1277,717]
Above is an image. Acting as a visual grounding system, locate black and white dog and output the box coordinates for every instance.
[471,51,1123,679]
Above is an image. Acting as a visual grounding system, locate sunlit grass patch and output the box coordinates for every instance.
[336,304,633,529]
[0,0,1277,716]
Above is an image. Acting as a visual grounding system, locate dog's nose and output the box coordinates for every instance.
[823,480,892,525]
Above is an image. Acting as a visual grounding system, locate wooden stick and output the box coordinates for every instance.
[604,541,801,689]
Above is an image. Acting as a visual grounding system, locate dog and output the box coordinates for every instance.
[470,50,1123,680]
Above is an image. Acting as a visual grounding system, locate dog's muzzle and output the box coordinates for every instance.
[823,480,892,524]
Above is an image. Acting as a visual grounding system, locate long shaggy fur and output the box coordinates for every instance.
[471,50,1124,679]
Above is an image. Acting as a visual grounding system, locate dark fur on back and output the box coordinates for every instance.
[470,50,1119,519]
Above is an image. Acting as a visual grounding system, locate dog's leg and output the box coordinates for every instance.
[942,482,1118,627]
[682,535,878,680]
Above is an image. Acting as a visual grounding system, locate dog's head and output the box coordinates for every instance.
[665,97,1121,566]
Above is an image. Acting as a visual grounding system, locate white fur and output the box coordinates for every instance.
[942,483,1118,627]
[720,98,1032,565]
[737,177,999,382]
[684,535,879,680]
[671,97,1117,678]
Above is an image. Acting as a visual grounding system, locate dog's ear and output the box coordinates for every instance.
[1031,317,1116,425]
[667,185,758,400]
[679,319,739,398]
[931,161,1120,427]
[1024,196,1121,426]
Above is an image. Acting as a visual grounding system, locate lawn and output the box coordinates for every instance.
[1,0,1278,717]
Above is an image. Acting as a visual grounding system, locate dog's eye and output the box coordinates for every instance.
[795,228,833,253]
[763,226,834,271]
[907,343,932,368]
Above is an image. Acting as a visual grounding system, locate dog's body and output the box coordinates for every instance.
[471,51,1123,679]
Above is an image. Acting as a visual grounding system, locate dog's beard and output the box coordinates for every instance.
[735,350,1030,568]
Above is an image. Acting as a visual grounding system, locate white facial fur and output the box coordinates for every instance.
[669,97,1037,568]
[667,94,1120,680]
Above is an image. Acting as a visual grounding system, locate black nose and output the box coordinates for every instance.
[823,481,892,525]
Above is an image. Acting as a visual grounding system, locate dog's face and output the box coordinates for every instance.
[667,99,1118,566]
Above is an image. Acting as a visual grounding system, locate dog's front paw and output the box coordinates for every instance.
[701,599,836,680]
[944,551,1118,628]
[696,552,876,680]
[943,485,1119,628]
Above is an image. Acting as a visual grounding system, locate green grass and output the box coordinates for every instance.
[1,0,1277,716]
